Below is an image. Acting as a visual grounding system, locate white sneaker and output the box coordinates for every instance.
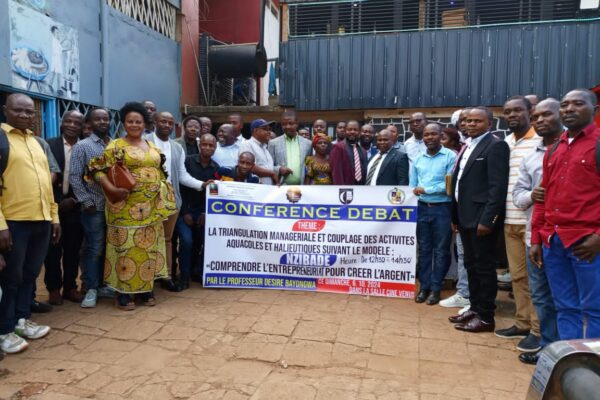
[439,293,471,308]
[497,271,512,283]
[15,319,50,340]
[0,332,28,353]
[81,289,97,308]
[458,305,471,315]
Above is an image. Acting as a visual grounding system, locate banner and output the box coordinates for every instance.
[203,182,418,298]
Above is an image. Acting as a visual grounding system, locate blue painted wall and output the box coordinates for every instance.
[105,6,180,117]
[0,0,181,118]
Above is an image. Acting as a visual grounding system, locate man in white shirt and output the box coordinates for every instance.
[239,119,281,185]
[405,112,428,163]
[228,113,245,145]
[146,111,205,289]
[213,124,239,168]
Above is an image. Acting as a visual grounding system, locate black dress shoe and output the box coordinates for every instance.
[177,280,190,291]
[426,292,440,305]
[31,300,53,313]
[519,351,540,365]
[455,316,495,333]
[162,279,181,292]
[415,290,430,303]
[448,310,477,324]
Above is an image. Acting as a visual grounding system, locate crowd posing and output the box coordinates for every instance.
[0,89,598,368]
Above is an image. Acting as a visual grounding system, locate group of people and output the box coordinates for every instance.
[0,89,598,369]
[439,90,600,367]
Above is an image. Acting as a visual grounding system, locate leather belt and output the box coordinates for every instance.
[418,201,451,207]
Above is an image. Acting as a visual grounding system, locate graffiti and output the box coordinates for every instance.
[9,0,79,100]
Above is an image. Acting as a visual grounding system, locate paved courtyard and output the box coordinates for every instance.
[0,285,533,400]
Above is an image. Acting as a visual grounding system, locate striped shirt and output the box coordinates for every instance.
[504,127,541,225]
[69,133,110,211]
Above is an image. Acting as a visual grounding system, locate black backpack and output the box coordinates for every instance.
[0,128,10,194]
[547,135,600,174]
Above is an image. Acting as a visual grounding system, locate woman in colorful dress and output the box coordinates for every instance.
[89,102,177,310]
[304,134,332,185]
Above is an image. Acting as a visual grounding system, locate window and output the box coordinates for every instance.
[287,0,597,38]
[107,0,177,40]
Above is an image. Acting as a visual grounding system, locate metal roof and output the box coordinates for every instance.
[278,21,600,110]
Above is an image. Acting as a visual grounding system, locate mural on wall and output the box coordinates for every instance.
[9,0,79,99]
[13,0,47,12]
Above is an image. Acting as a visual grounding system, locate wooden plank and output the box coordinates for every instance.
[281,3,289,42]
[418,0,426,31]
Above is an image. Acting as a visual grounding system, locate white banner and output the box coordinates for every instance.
[203,182,418,298]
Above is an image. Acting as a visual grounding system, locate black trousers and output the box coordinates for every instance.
[460,227,500,323]
[44,207,83,292]
[1,221,51,334]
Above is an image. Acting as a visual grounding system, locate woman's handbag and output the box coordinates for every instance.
[107,147,136,191]
[108,160,136,191]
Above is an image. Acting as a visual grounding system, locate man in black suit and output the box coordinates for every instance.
[44,110,85,305]
[450,107,510,332]
[365,129,409,186]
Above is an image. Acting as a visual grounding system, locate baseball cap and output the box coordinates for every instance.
[250,119,275,131]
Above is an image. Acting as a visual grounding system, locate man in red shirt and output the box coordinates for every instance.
[530,89,600,340]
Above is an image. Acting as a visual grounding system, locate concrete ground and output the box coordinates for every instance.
[0,286,533,400]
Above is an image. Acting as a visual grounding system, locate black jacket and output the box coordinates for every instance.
[452,133,510,230]
[374,149,410,186]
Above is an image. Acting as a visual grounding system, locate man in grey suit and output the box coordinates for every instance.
[268,111,313,185]
[366,129,409,186]
[145,111,205,290]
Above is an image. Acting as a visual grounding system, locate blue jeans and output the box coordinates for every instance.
[455,233,470,298]
[0,221,51,334]
[80,210,106,291]
[176,208,203,281]
[543,234,600,340]
[526,245,558,346]
[416,203,452,292]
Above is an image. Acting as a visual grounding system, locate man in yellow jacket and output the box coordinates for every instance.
[0,93,61,355]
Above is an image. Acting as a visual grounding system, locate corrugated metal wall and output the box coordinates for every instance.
[279,21,600,110]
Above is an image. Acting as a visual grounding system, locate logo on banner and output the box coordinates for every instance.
[339,188,354,204]
[286,187,302,203]
[388,187,406,204]
[209,183,219,195]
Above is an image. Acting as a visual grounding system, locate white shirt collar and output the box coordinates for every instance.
[469,131,490,147]
[63,136,78,146]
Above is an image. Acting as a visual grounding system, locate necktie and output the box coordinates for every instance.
[63,144,72,196]
[353,144,362,182]
[366,153,382,185]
